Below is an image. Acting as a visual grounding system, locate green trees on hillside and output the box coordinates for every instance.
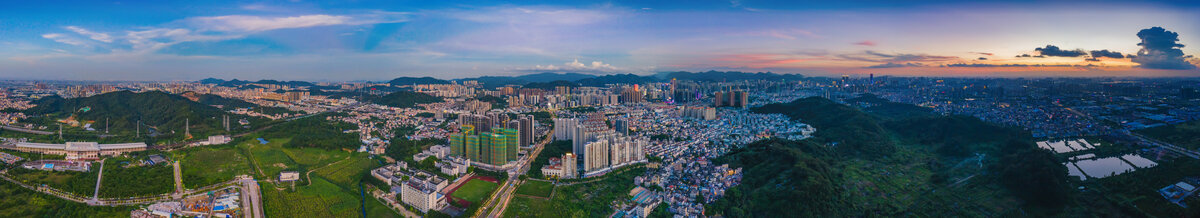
[363,91,442,108]
[260,116,359,150]
[750,97,895,158]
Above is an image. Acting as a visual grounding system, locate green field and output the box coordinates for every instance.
[176,145,254,189]
[514,180,554,198]
[240,138,350,179]
[452,178,500,204]
[312,153,379,189]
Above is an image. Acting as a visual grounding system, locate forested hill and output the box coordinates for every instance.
[362,91,443,108]
[709,97,1070,217]
[24,91,240,136]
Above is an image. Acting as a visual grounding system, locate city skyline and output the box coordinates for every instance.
[2,0,1199,81]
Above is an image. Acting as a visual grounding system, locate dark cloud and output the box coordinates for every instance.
[1085,58,1101,62]
[857,51,959,62]
[865,62,923,68]
[943,63,1096,68]
[977,57,988,60]
[1089,49,1125,59]
[1131,27,1196,69]
[1035,45,1086,57]
[972,52,994,56]
[1016,54,1046,58]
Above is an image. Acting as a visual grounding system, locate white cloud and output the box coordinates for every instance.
[41,33,87,46]
[531,59,620,72]
[65,26,113,43]
[189,14,353,32]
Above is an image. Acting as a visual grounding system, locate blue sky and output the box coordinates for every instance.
[1,0,1198,81]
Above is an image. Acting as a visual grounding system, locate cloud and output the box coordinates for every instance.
[65,26,113,43]
[978,57,988,60]
[1131,27,1196,70]
[1016,54,1046,58]
[853,41,876,46]
[528,59,620,72]
[1034,45,1086,57]
[1089,49,1125,59]
[865,62,923,68]
[858,50,959,62]
[972,52,994,56]
[41,33,87,46]
[943,63,1096,68]
[189,15,354,32]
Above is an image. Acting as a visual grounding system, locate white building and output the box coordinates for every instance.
[12,142,146,160]
[400,172,448,213]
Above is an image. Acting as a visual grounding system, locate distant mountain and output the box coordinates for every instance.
[198,78,225,84]
[181,92,256,109]
[522,80,580,90]
[576,74,660,86]
[24,91,247,137]
[362,91,443,108]
[656,71,805,82]
[203,79,314,87]
[388,77,450,86]
[457,72,597,88]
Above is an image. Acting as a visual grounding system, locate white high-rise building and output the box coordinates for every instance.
[553,118,577,141]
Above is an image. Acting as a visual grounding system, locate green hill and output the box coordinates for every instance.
[713,97,1071,217]
[24,91,254,139]
[363,91,442,108]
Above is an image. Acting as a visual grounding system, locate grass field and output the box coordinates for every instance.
[503,196,558,218]
[514,180,554,198]
[312,153,379,189]
[259,176,399,218]
[176,145,253,189]
[241,138,351,179]
[451,178,500,204]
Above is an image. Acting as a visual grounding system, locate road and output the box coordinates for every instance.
[477,127,554,218]
[239,178,264,218]
[173,161,183,194]
[0,125,53,135]
[92,159,105,201]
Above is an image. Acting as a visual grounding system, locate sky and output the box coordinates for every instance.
[1,0,1199,81]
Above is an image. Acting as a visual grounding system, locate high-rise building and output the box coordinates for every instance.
[562,153,577,179]
[584,139,609,171]
[713,91,748,108]
[553,118,577,141]
[519,115,534,147]
[460,113,494,132]
[447,125,519,165]
[502,128,519,161]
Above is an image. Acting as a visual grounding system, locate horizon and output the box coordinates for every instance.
[2,0,1199,80]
